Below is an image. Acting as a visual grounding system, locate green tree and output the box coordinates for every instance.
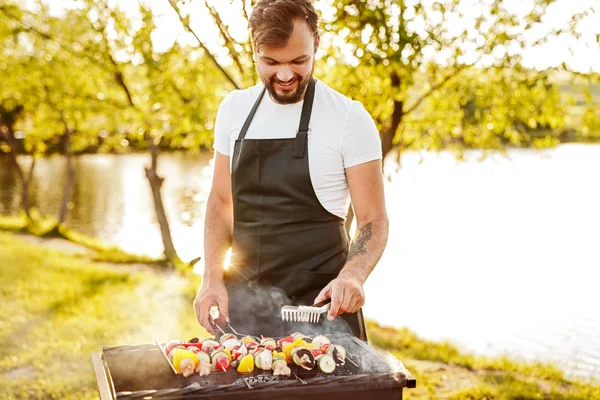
[321,0,596,157]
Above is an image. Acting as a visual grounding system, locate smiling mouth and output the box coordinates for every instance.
[275,80,297,91]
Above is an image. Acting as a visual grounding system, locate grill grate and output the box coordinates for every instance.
[98,334,415,400]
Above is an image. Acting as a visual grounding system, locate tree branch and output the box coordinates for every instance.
[403,63,471,117]
[204,0,246,77]
[91,1,136,108]
[2,8,109,72]
[167,0,241,89]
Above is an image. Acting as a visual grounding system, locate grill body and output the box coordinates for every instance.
[92,335,415,400]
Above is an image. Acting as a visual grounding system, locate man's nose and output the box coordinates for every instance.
[276,66,294,82]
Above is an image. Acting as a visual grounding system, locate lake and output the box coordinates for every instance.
[1,145,599,379]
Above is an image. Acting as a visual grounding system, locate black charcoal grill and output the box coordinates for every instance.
[92,334,416,400]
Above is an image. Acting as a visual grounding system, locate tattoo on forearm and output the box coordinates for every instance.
[347,223,372,260]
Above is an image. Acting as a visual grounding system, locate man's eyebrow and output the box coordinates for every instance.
[260,55,310,62]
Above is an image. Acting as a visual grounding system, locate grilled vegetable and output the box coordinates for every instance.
[316,354,336,374]
[319,343,332,354]
[237,354,255,373]
[168,345,186,359]
[326,345,346,366]
[202,339,220,353]
[272,350,285,359]
[221,338,241,351]
[312,335,330,347]
[272,356,291,376]
[181,343,202,351]
[254,348,273,370]
[260,337,277,350]
[241,335,259,345]
[165,340,183,354]
[172,349,199,374]
[211,349,229,363]
[277,335,294,348]
[188,337,200,344]
[292,348,315,370]
[231,343,248,360]
[215,357,231,372]
[219,333,237,344]
[291,332,305,341]
[283,338,309,362]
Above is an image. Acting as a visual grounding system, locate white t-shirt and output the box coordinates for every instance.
[213,79,382,220]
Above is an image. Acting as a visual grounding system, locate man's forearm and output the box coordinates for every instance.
[341,214,389,284]
[203,195,233,283]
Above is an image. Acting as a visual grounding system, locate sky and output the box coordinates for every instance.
[35,0,600,73]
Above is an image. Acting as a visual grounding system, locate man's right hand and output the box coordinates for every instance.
[194,278,229,335]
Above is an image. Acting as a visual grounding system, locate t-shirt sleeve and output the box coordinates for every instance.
[213,92,234,156]
[342,101,383,168]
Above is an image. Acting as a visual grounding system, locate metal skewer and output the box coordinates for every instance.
[346,355,359,368]
[238,373,253,389]
[294,373,307,385]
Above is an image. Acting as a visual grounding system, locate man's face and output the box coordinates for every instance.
[256,19,318,104]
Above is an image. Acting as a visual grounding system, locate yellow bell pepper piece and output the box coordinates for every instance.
[237,354,255,373]
[282,339,308,363]
[272,350,286,359]
[223,347,232,360]
[171,349,199,374]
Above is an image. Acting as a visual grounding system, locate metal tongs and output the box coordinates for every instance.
[209,306,249,337]
[281,298,331,323]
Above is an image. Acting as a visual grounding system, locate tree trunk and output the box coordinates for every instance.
[58,129,75,225]
[144,136,179,264]
[1,118,34,220]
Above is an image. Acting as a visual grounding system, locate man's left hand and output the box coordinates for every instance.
[313,270,365,320]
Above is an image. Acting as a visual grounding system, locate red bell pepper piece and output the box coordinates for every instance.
[215,357,231,372]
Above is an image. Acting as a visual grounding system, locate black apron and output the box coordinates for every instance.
[224,79,367,340]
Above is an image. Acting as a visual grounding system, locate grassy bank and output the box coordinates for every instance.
[0,213,161,265]
[0,232,598,399]
[0,232,203,399]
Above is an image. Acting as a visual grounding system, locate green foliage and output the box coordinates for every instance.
[321,0,600,156]
[1,0,598,159]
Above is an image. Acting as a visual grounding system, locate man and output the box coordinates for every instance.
[194,0,388,341]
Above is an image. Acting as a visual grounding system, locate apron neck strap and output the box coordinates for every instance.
[236,78,317,159]
[237,86,267,141]
[293,78,316,158]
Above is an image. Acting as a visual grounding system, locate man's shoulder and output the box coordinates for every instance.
[315,79,370,118]
[223,83,264,109]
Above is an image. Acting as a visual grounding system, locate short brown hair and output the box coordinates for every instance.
[249,0,319,51]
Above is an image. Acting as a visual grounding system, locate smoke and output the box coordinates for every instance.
[225,280,352,338]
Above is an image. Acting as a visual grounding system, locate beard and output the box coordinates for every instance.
[261,66,314,105]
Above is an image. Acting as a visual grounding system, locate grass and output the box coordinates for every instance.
[366,320,600,399]
[0,232,204,400]
[0,232,598,399]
